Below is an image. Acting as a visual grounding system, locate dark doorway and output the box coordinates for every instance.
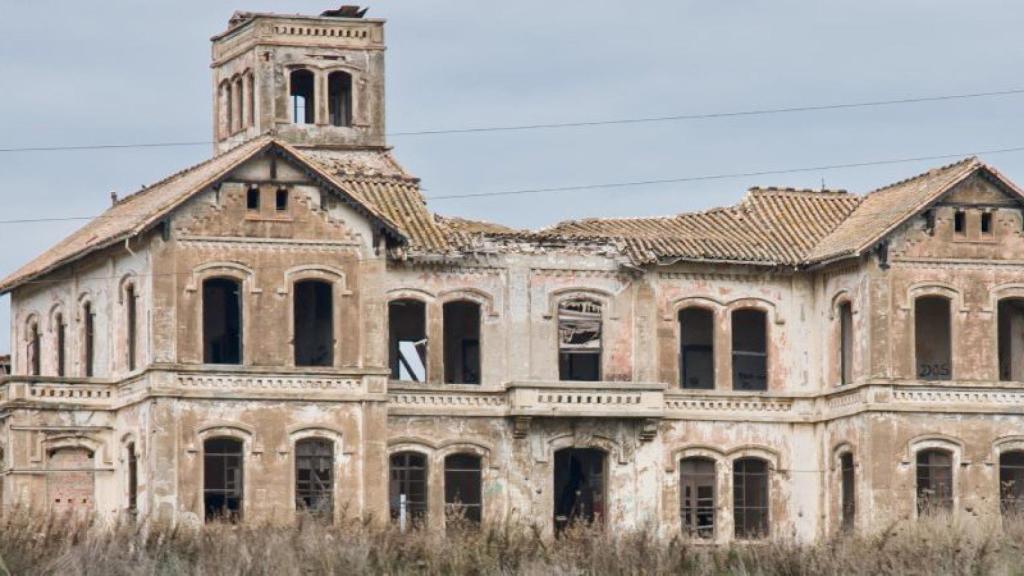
[443,301,481,384]
[294,280,334,367]
[203,278,243,364]
[204,437,244,522]
[553,448,606,532]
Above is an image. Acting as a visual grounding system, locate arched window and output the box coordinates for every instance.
[915,296,951,380]
[389,451,427,523]
[328,71,353,127]
[290,69,316,125]
[916,448,953,514]
[125,284,137,371]
[998,298,1024,381]
[82,301,95,377]
[294,280,333,367]
[444,453,482,525]
[679,457,716,538]
[389,299,426,382]
[558,298,602,381]
[246,72,255,128]
[204,437,244,522]
[733,457,769,539]
[55,312,67,377]
[295,438,334,520]
[1001,451,1024,518]
[732,309,767,391]
[127,442,138,516]
[220,81,232,138]
[679,308,714,389]
[232,76,243,133]
[838,302,853,386]
[443,301,481,384]
[27,319,40,376]
[840,452,855,531]
[203,278,243,365]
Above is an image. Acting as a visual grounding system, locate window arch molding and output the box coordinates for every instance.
[665,445,726,473]
[436,440,495,470]
[724,298,782,325]
[439,288,499,319]
[117,272,141,305]
[186,262,256,295]
[987,283,1024,313]
[40,433,110,467]
[194,423,257,454]
[545,287,616,320]
[542,432,626,465]
[901,283,966,313]
[47,302,67,333]
[828,290,856,320]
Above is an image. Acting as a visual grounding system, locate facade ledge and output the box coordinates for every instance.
[507,380,665,418]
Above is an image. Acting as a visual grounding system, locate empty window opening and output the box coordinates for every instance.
[982,212,993,234]
[1000,451,1024,519]
[679,308,714,389]
[294,280,334,367]
[839,302,853,386]
[734,457,769,539]
[296,438,334,520]
[389,451,427,523]
[127,443,138,516]
[328,71,353,127]
[389,300,427,382]
[954,210,966,234]
[204,437,244,522]
[732,309,768,391]
[290,69,316,125]
[443,301,481,384]
[125,284,137,371]
[924,209,936,235]
[553,448,606,533]
[915,296,951,380]
[28,321,40,376]
[246,73,255,128]
[276,188,289,211]
[56,313,66,377]
[840,452,855,532]
[232,77,243,133]
[203,278,243,365]
[246,187,260,211]
[558,298,602,382]
[444,453,482,526]
[680,457,716,539]
[916,448,953,514]
[83,302,95,377]
[221,81,232,138]
[998,299,1024,381]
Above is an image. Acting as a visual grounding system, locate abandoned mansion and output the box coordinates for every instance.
[8,5,1024,544]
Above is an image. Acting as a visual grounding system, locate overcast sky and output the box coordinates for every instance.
[2,0,1023,354]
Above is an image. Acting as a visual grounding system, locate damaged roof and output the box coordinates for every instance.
[2,142,1021,294]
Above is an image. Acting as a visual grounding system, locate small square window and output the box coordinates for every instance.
[982,212,993,234]
[954,210,966,234]
[276,188,289,211]
[247,188,260,210]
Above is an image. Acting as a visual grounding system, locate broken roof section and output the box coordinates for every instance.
[3,144,1022,294]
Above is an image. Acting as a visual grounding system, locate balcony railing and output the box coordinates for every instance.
[508,381,665,418]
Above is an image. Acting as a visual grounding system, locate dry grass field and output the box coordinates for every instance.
[0,510,1021,575]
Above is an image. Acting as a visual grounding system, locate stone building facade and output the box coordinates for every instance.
[3,6,1024,542]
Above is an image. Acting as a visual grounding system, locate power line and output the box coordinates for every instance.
[2,87,1024,153]
[0,143,1022,225]
[425,145,1024,200]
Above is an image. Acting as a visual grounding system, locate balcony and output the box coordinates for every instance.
[507,381,665,419]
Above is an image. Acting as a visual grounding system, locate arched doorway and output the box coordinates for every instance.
[553,448,606,532]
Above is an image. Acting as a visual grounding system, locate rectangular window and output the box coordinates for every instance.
[733,458,769,539]
[558,299,602,381]
[679,308,714,389]
[276,188,288,211]
[126,285,137,371]
[680,458,716,538]
[247,188,260,211]
[982,212,993,234]
[954,210,966,234]
[840,453,855,531]
[389,300,427,382]
[839,302,853,386]
[56,315,66,378]
[916,449,953,514]
[915,296,952,380]
[732,309,767,391]
[443,301,482,384]
[444,454,482,526]
[295,439,334,520]
[84,303,95,377]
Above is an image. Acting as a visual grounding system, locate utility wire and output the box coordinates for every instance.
[2,87,1024,153]
[0,142,1022,225]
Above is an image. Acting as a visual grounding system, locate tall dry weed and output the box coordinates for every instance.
[0,508,1022,575]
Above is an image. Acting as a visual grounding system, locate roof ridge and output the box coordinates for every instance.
[748,186,850,196]
[862,156,978,198]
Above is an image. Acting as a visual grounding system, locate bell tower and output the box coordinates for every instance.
[210,6,386,153]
